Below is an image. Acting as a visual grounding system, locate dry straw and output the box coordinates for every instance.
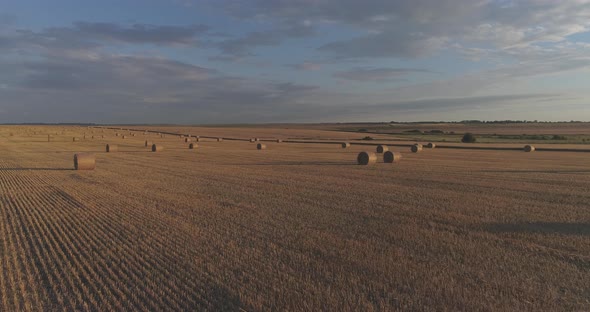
[411,144,423,153]
[152,144,164,152]
[357,151,377,165]
[524,145,535,152]
[257,143,266,150]
[74,153,96,170]
[426,142,436,148]
[189,143,197,149]
[342,142,351,148]
[106,144,118,152]
[383,151,402,163]
[376,145,389,153]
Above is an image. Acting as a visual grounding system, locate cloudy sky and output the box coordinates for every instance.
[1,0,590,123]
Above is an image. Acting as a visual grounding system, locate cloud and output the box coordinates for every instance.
[0,46,322,123]
[216,31,281,57]
[217,0,590,59]
[286,62,322,71]
[72,22,209,45]
[334,67,436,82]
[0,22,209,55]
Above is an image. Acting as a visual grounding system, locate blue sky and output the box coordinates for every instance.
[1,0,589,123]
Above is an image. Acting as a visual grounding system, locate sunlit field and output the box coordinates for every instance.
[0,125,588,311]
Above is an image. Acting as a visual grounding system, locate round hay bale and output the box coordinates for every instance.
[73,137,79,142]
[122,135,127,139]
[189,143,197,149]
[426,142,436,148]
[195,138,201,142]
[411,144,423,153]
[144,140,152,147]
[276,139,282,143]
[115,133,120,137]
[185,137,192,143]
[105,144,118,152]
[74,153,96,170]
[524,145,535,152]
[250,138,256,143]
[342,142,351,148]
[383,151,402,163]
[152,144,163,152]
[255,138,260,141]
[217,138,223,142]
[357,151,377,165]
[257,143,266,150]
[376,145,389,153]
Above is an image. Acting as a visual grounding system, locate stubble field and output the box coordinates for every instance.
[0,125,589,311]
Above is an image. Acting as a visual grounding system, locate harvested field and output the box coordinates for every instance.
[0,125,589,311]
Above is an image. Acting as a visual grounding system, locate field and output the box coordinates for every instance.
[1,125,589,311]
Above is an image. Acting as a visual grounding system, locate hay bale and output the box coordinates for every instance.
[342,142,351,148]
[276,139,282,143]
[383,151,402,163]
[189,143,197,149]
[357,151,377,165]
[195,138,201,142]
[250,138,256,143]
[217,138,223,142]
[426,142,436,148]
[122,135,127,139]
[257,143,266,150]
[144,140,152,147]
[184,137,192,143]
[376,145,389,153]
[74,153,96,170]
[73,137,79,142]
[524,145,535,152]
[115,133,120,137]
[411,144,423,153]
[105,144,118,152]
[47,134,51,142]
[152,144,164,152]
[255,138,260,141]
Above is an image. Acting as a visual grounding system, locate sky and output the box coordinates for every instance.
[1,0,590,124]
